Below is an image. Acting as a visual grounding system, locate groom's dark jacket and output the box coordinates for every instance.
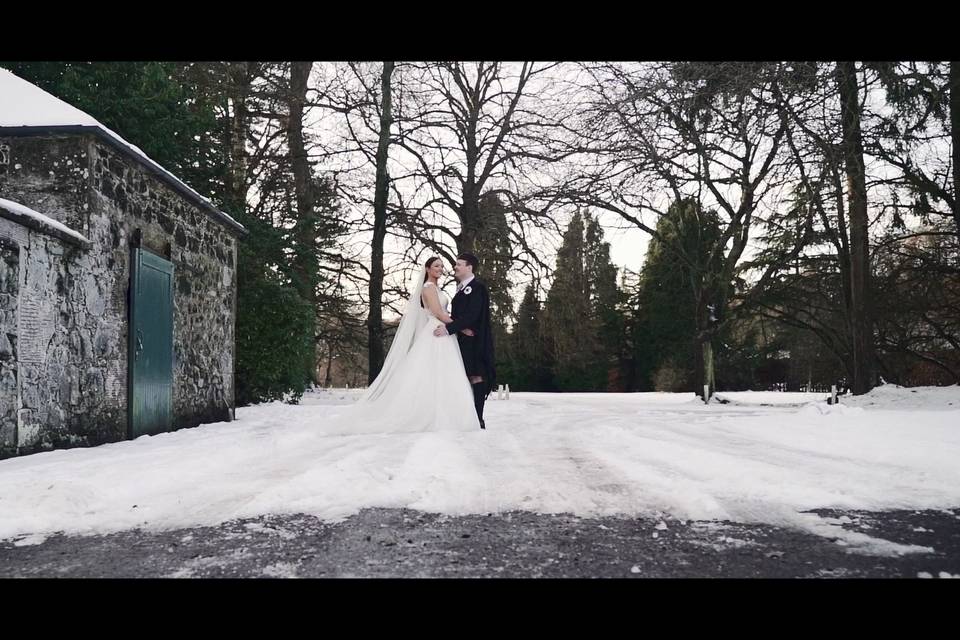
[446,277,497,396]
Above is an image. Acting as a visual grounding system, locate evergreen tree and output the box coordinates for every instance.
[543,211,592,389]
[616,269,643,391]
[542,210,625,391]
[509,284,551,391]
[234,217,315,405]
[476,192,516,389]
[585,213,624,389]
[476,192,515,324]
[631,199,722,392]
[538,210,626,391]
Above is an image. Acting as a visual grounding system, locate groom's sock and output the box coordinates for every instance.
[472,382,486,428]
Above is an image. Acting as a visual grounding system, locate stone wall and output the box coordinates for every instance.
[0,133,239,458]
[87,139,238,429]
[0,238,19,453]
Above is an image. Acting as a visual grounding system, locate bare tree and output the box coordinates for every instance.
[953,60,959,237]
[309,62,410,383]
[391,62,576,277]
[558,61,796,397]
[287,61,317,299]
[224,62,254,214]
[367,61,395,383]
[749,62,891,394]
[835,61,875,395]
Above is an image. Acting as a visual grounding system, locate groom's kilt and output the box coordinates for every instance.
[457,333,482,377]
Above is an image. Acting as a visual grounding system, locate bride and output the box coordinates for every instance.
[324,256,481,434]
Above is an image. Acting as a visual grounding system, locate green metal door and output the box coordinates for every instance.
[128,247,174,439]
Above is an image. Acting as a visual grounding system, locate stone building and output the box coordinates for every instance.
[0,67,246,458]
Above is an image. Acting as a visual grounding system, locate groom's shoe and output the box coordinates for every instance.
[472,382,486,428]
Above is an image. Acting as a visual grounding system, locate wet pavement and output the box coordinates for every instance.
[3,507,959,578]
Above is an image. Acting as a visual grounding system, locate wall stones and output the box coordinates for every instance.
[0,241,18,454]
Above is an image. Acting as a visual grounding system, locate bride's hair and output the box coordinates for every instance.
[420,256,442,308]
[423,256,442,282]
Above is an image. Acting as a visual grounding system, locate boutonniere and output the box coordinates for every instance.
[463,286,473,295]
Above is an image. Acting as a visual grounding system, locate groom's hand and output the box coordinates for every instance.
[461,328,475,336]
[433,326,447,337]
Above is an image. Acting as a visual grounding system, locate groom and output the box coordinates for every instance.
[434,253,496,429]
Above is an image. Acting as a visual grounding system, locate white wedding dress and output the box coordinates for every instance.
[322,269,481,435]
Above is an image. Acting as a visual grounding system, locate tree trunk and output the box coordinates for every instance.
[324,342,334,388]
[457,73,482,256]
[368,61,394,385]
[225,62,250,216]
[836,61,874,396]
[692,286,716,399]
[702,339,715,398]
[950,60,960,243]
[457,192,480,255]
[287,61,318,384]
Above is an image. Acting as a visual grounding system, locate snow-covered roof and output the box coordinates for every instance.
[0,197,92,248]
[0,67,245,236]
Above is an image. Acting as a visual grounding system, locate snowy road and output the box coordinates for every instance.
[1,386,958,556]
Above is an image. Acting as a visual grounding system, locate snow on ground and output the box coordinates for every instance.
[841,383,960,411]
[713,391,830,406]
[1,384,958,556]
